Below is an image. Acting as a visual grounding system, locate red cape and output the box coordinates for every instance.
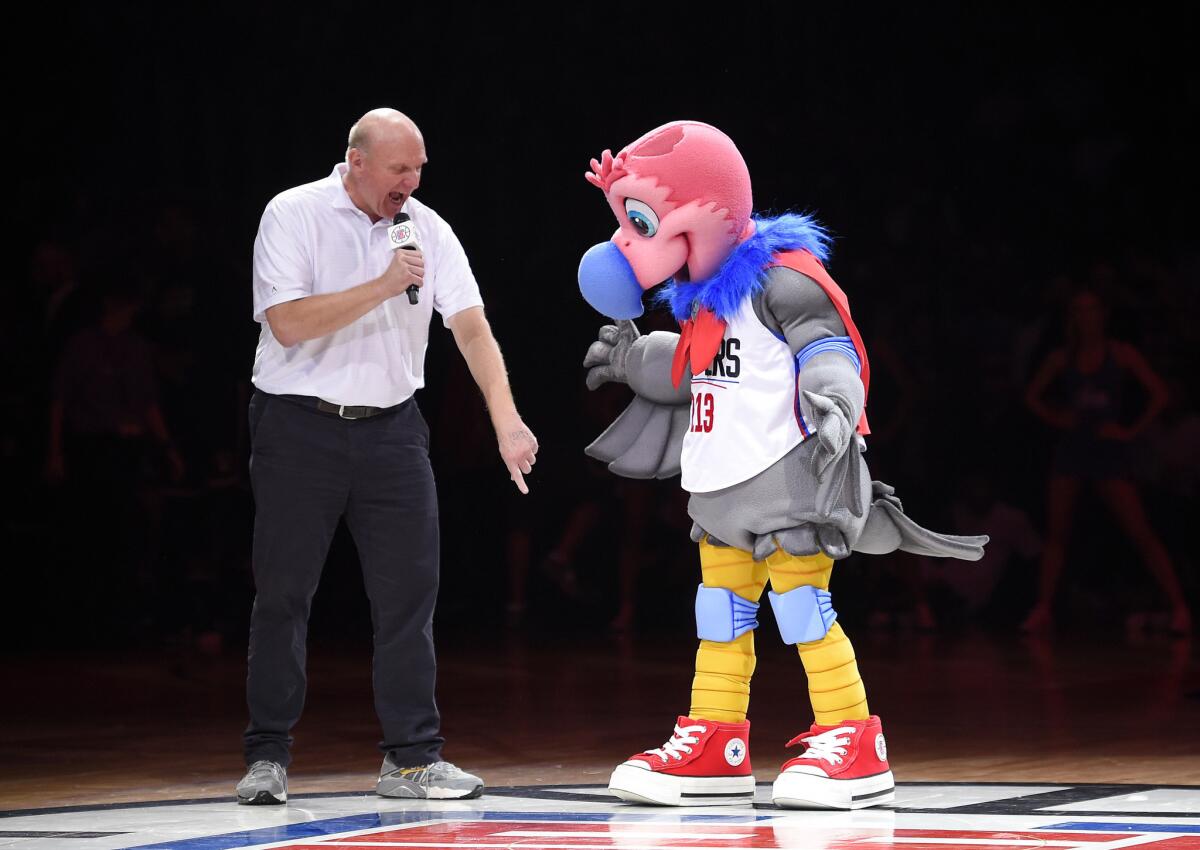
[671,249,871,435]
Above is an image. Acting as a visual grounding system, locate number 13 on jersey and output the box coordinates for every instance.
[691,392,715,433]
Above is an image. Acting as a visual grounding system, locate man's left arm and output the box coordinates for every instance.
[446,306,539,493]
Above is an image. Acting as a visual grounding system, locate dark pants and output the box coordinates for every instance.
[243,391,443,769]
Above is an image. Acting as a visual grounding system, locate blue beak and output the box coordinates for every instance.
[578,241,645,320]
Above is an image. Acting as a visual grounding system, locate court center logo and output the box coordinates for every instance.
[724,737,747,766]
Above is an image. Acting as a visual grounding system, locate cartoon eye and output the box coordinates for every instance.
[624,198,660,237]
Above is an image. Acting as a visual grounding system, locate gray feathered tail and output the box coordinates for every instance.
[585,397,687,480]
[854,481,988,560]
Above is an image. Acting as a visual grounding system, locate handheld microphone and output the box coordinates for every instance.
[387,212,422,305]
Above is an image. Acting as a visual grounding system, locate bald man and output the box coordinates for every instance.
[237,109,536,804]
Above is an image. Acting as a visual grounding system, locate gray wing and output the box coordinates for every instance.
[585,397,689,479]
[584,327,691,479]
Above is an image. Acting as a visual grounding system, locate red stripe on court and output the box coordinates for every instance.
[279,822,1189,850]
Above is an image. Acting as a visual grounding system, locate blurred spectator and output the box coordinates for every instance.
[29,238,89,361]
[1021,290,1191,635]
[1141,378,1200,500]
[45,272,183,637]
[4,239,89,481]
[141,201,249,486]
[429,344,537,627]
[47,280,183,485]
[918,474,1042,629]
[538,310,693,632]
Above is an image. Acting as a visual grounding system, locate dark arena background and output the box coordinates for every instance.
[3,5,1198,848]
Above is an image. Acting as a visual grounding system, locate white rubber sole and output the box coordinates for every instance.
[772,768,895,810]
[376,782,483,800]
[608,763,756,807]
[236,789,286,805]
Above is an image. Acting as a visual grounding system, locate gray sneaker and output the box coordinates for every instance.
[376,756,483,799]
[236,759,287,805]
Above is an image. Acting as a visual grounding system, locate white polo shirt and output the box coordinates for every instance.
[251,163,484,408]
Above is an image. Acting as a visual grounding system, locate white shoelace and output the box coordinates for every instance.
[644,723,707,762]
[796,726,855,765]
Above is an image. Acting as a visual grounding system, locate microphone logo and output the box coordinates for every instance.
[387,213,421,252]
[389,223,414,247]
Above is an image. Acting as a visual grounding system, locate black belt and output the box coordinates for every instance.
[275,393,405,420]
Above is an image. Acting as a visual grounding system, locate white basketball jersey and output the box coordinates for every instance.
[680,297,811,493]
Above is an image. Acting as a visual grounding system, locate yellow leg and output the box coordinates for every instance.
[689,540,768,723]
[765,547,869,725]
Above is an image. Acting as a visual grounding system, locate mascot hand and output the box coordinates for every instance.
[584,319,640,390]
[804,390,854,481]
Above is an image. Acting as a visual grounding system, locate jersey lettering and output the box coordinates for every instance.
[704,338,741,378]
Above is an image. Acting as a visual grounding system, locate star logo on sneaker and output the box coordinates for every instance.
[724,737,747,766]
[875,732,887,762]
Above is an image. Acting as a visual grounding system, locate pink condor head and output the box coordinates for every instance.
[578,121,755,319]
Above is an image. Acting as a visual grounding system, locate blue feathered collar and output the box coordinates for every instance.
[658,213,832,322]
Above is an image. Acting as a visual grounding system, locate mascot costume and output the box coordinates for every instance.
[576,121,988,810]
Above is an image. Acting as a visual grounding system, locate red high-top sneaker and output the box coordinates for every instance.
[608,716,755,806]
[772,715,895,809]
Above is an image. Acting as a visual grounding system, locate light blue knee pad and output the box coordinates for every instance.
[695,584,759,642]
[767,585,838,644]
